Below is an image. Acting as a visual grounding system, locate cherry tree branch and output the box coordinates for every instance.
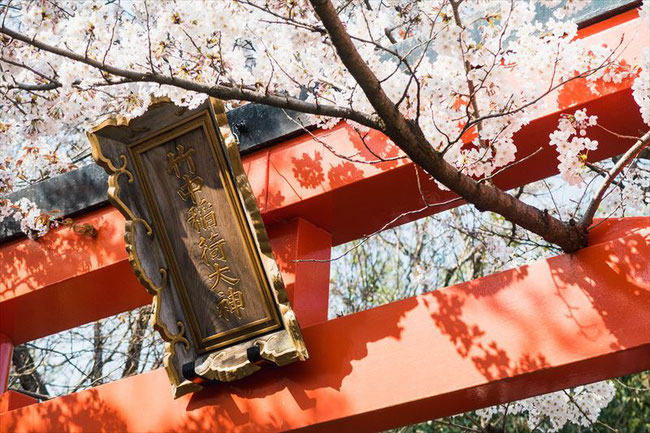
[309,0,587,252]
[0,56,61,90]
[0,25,382,131]
[580,130,650,229]
[2,81,59,91]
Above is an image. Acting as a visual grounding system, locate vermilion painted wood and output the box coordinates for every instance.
[1,217,647,432]
[263,86,643,245]
[0,208,151,345]
[2,104,645,345]
[0,335,11,393]
[0,209,333,345]
[268,219,332,328]
[0,391,37,414]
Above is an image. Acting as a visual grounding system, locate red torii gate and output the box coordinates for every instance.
[0,8,649,433]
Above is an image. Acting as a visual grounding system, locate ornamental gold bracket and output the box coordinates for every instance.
[89,98,308,398]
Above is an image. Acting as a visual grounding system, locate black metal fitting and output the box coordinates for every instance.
[182,361,216,384]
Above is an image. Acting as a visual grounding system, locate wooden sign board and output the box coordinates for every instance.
[88,98,308,398]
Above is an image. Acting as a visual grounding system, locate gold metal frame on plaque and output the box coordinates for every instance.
[88,98,308,398]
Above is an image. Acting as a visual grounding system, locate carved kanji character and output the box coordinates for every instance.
[216,288,245,321]
[177,174,203,204]
[198,233,227,264]
[186,199,217,233]
[167,144,195,178]
[207,262,240,291]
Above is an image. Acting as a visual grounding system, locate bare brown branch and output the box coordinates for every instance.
[580,130,650,229]
[309,0,587,252]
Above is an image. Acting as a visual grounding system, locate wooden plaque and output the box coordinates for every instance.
[88,98,308,398]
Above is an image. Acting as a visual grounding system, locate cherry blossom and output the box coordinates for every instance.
[548,108,599,185]
[476,380,616,432]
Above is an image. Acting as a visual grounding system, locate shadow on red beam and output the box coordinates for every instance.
[0,208,151,345]
[275,89,643,244]
[302,345,650,433]
[1,217,647,432]
[0,210,333,345]
[264,87,646,246]
[0,391,37,413]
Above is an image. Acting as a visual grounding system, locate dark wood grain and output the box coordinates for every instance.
[133,124,281,351]
[90,100,307,397]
